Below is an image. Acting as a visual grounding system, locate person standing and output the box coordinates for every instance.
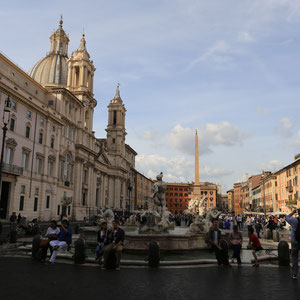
[229,224,243,265]
[286,209,300,280]
[49,219,72,264]
[9,212,17,243]
[247,226,263,267]
[208,220,230,266]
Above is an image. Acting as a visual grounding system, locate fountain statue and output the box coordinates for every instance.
[139,172,175,233]
[90,208,115,228]
[185,196,221,234]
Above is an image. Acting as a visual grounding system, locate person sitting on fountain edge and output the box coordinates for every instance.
[208,220,230,266]
[103,219,125,270]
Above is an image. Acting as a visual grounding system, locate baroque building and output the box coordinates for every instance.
[0,19,137,221]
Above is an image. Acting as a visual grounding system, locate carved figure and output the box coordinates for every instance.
[151,172,166,215]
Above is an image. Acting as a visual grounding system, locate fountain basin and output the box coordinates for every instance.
[124,232,207,251]
[79,226,207,251]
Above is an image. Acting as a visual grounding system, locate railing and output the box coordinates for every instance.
[2,163,23,175]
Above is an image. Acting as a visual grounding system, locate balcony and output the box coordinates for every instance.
[2,163,23,176]
[62,196,73,205]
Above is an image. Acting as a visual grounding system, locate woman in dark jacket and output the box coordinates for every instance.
[96,221,109,265]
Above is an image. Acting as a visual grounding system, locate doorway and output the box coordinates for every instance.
[0,182,10,219]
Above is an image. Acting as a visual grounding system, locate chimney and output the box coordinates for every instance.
[245,173,248,181]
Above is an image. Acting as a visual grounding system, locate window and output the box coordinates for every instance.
[34,197,38,211]
[19,196,24,211]
[46,196,50,209]
[40,118,44,126]
[35,188,39,196]
[64,155,72,181]
[48,161,54,177]
[25,82,28,87]
[113,110,117,125]
[113,138,115,144]
[37,158,42,174]
[23,153,29,170]
[69,103,72,114]
[12,101,17,111]
[9,118,15,131]
[21,185,26,194]
[50,137,54,148]
[68,206,71,215]
[6,147,13,164]
[57,205,60,216]
[72,128,75,141]
[27,111,32,118]
[39,132,43,144]
[66,125,70,138]
[83,169,88,184]
[82,190,87,206]
[51,125,55,132]
[25,126,30,138]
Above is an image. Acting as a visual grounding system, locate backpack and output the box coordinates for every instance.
[295,218,300,243]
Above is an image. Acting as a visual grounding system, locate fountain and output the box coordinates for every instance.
[80,172,222,252]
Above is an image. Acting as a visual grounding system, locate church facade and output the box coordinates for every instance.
[0,19,137,221]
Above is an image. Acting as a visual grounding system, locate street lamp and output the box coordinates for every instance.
[0,95,11,212]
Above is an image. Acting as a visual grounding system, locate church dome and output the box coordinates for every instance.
[28,18,69,87]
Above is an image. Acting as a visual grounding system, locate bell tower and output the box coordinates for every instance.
[67,33,96,132]
[106,85,127,155]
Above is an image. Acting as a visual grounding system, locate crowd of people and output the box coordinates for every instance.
[6,208,300,279]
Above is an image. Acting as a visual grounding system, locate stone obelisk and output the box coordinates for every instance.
[194,130,201,195]
[195,130,199,185]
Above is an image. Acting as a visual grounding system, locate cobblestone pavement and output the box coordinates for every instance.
[1,257,300,300]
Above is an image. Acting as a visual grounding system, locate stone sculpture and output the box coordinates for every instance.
[185,195,221,234]
[139,172,174,233]
[90,208,115,228]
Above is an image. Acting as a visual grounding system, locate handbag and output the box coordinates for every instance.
[40,239,50,247]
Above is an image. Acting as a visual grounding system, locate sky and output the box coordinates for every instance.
[1,0,300,192]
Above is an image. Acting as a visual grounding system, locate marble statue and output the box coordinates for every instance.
[185,195,221,234]
[151,172,167,215]
[139,172,174,233]
[91,208,115,228]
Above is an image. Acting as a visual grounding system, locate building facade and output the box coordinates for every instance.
[0,20,137,221]
[165,183,190,215]
[135,171,154,211]
[233,183,242,215]
[275,155,300,213]
[227,189,234,212]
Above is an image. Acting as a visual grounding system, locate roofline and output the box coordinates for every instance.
[0,52,48,93]
[274,159,300,175]
[125,144,137,155]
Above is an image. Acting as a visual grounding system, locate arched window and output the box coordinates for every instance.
[64,154,73,182]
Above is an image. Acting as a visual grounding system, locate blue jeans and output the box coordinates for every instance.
[96,245,106,259]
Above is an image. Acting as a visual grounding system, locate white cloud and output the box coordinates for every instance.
[135,154,192,182]
[238,31,256,43]
[256,106,270,116]
[167,122,248,155]
[200,166,234,177]
[136,153,234,184]
[279,117,293,137]
[258,160,284,172]
[141,130,157,140]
